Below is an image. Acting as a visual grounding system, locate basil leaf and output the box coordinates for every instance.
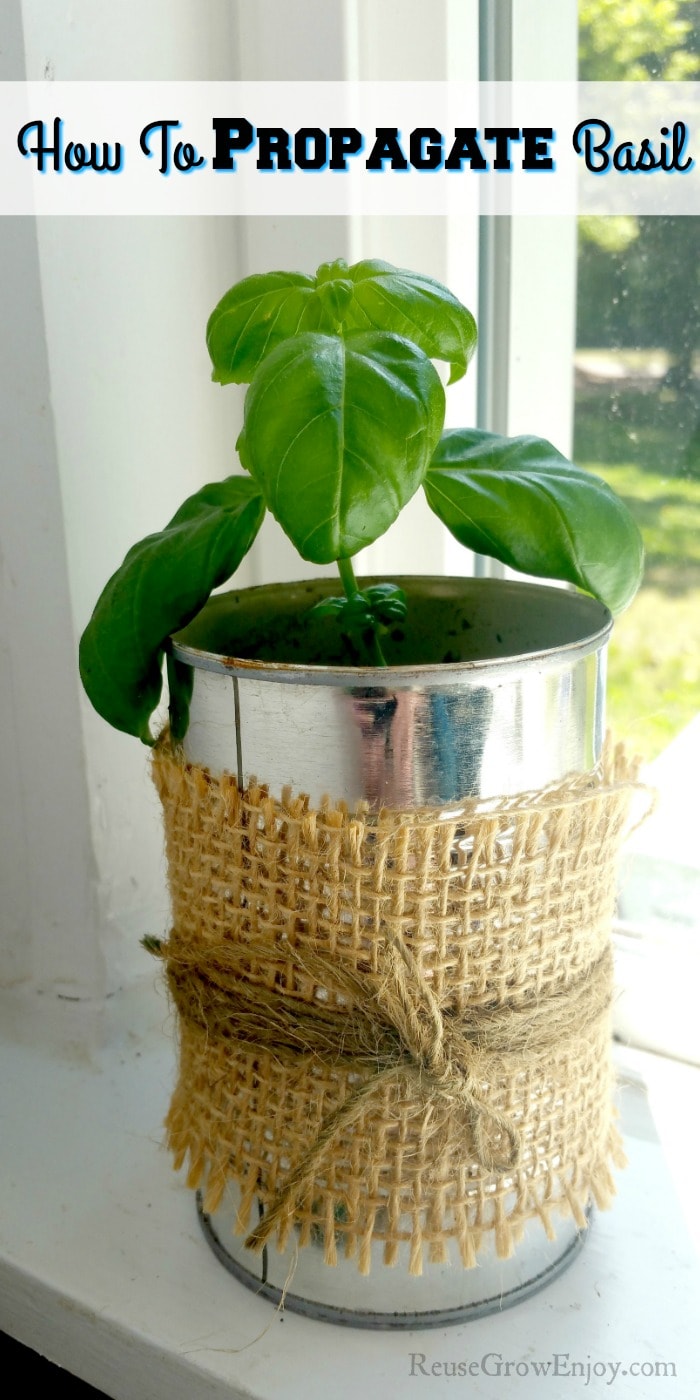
[425,428,644,615]
[315,266,354,323]
[166,654,195,744]
[341,260,478,384]
[207,261,478,388]
[79,477,265,743]
[207,271,326,385]
[241,330,445,563]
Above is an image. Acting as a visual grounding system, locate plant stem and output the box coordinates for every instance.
[366,627,388,668]
[336,556,388,668]
[337,556,360,601]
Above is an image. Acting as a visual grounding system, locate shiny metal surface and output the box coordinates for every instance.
[197,1187,589,1330]
[171,578,611,806]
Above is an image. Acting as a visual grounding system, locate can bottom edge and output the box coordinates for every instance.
[196,1191,591,1331]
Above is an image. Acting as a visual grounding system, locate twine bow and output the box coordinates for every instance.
[156,932,613,1257]
[373,935,522,1172]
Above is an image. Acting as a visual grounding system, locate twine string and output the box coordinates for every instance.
[159,935,614,1256]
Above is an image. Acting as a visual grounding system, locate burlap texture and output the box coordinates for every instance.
[152,735,642,1276]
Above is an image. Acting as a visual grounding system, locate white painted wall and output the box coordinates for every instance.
[0,209,106,996]
[2,1,250,993]
[1,4,106,996]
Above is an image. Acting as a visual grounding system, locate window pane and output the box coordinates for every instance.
[576,1,700,759]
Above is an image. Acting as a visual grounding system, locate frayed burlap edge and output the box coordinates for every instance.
[152,735,649,1275]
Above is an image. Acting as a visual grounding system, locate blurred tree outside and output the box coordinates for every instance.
[579,0,700,80]
[575,0,700,757]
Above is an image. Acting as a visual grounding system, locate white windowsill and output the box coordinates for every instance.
[0,975,698,1400]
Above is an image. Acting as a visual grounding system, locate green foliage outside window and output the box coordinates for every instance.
[576,0,700,758]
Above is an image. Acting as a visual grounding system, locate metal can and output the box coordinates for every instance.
[168,576,611,1327]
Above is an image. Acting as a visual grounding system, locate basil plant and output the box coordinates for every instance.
[80,258,644,744]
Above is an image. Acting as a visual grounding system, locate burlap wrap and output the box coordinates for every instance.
[152,735,643,1277]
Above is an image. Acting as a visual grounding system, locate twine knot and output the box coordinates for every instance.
[379,937,522,1175]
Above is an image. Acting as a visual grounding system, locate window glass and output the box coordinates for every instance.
[576,0,700,759]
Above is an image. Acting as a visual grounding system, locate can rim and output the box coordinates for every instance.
[169,576,613,688]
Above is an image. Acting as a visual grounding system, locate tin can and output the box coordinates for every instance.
[171,576,610,808]
[168,576,611,1327]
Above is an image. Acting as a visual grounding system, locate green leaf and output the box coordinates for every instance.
[166,653,194,743]
[363,583,408,623]
[308,595,346,620]
[341,260,478,384]
[241,330,445,563]
[79,477,266,743]
[315,261,354,323]
[425,428,644,615]
[206,271,326,385]
[206,260,478,388]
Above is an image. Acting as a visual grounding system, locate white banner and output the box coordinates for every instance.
[2,81,699,216]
